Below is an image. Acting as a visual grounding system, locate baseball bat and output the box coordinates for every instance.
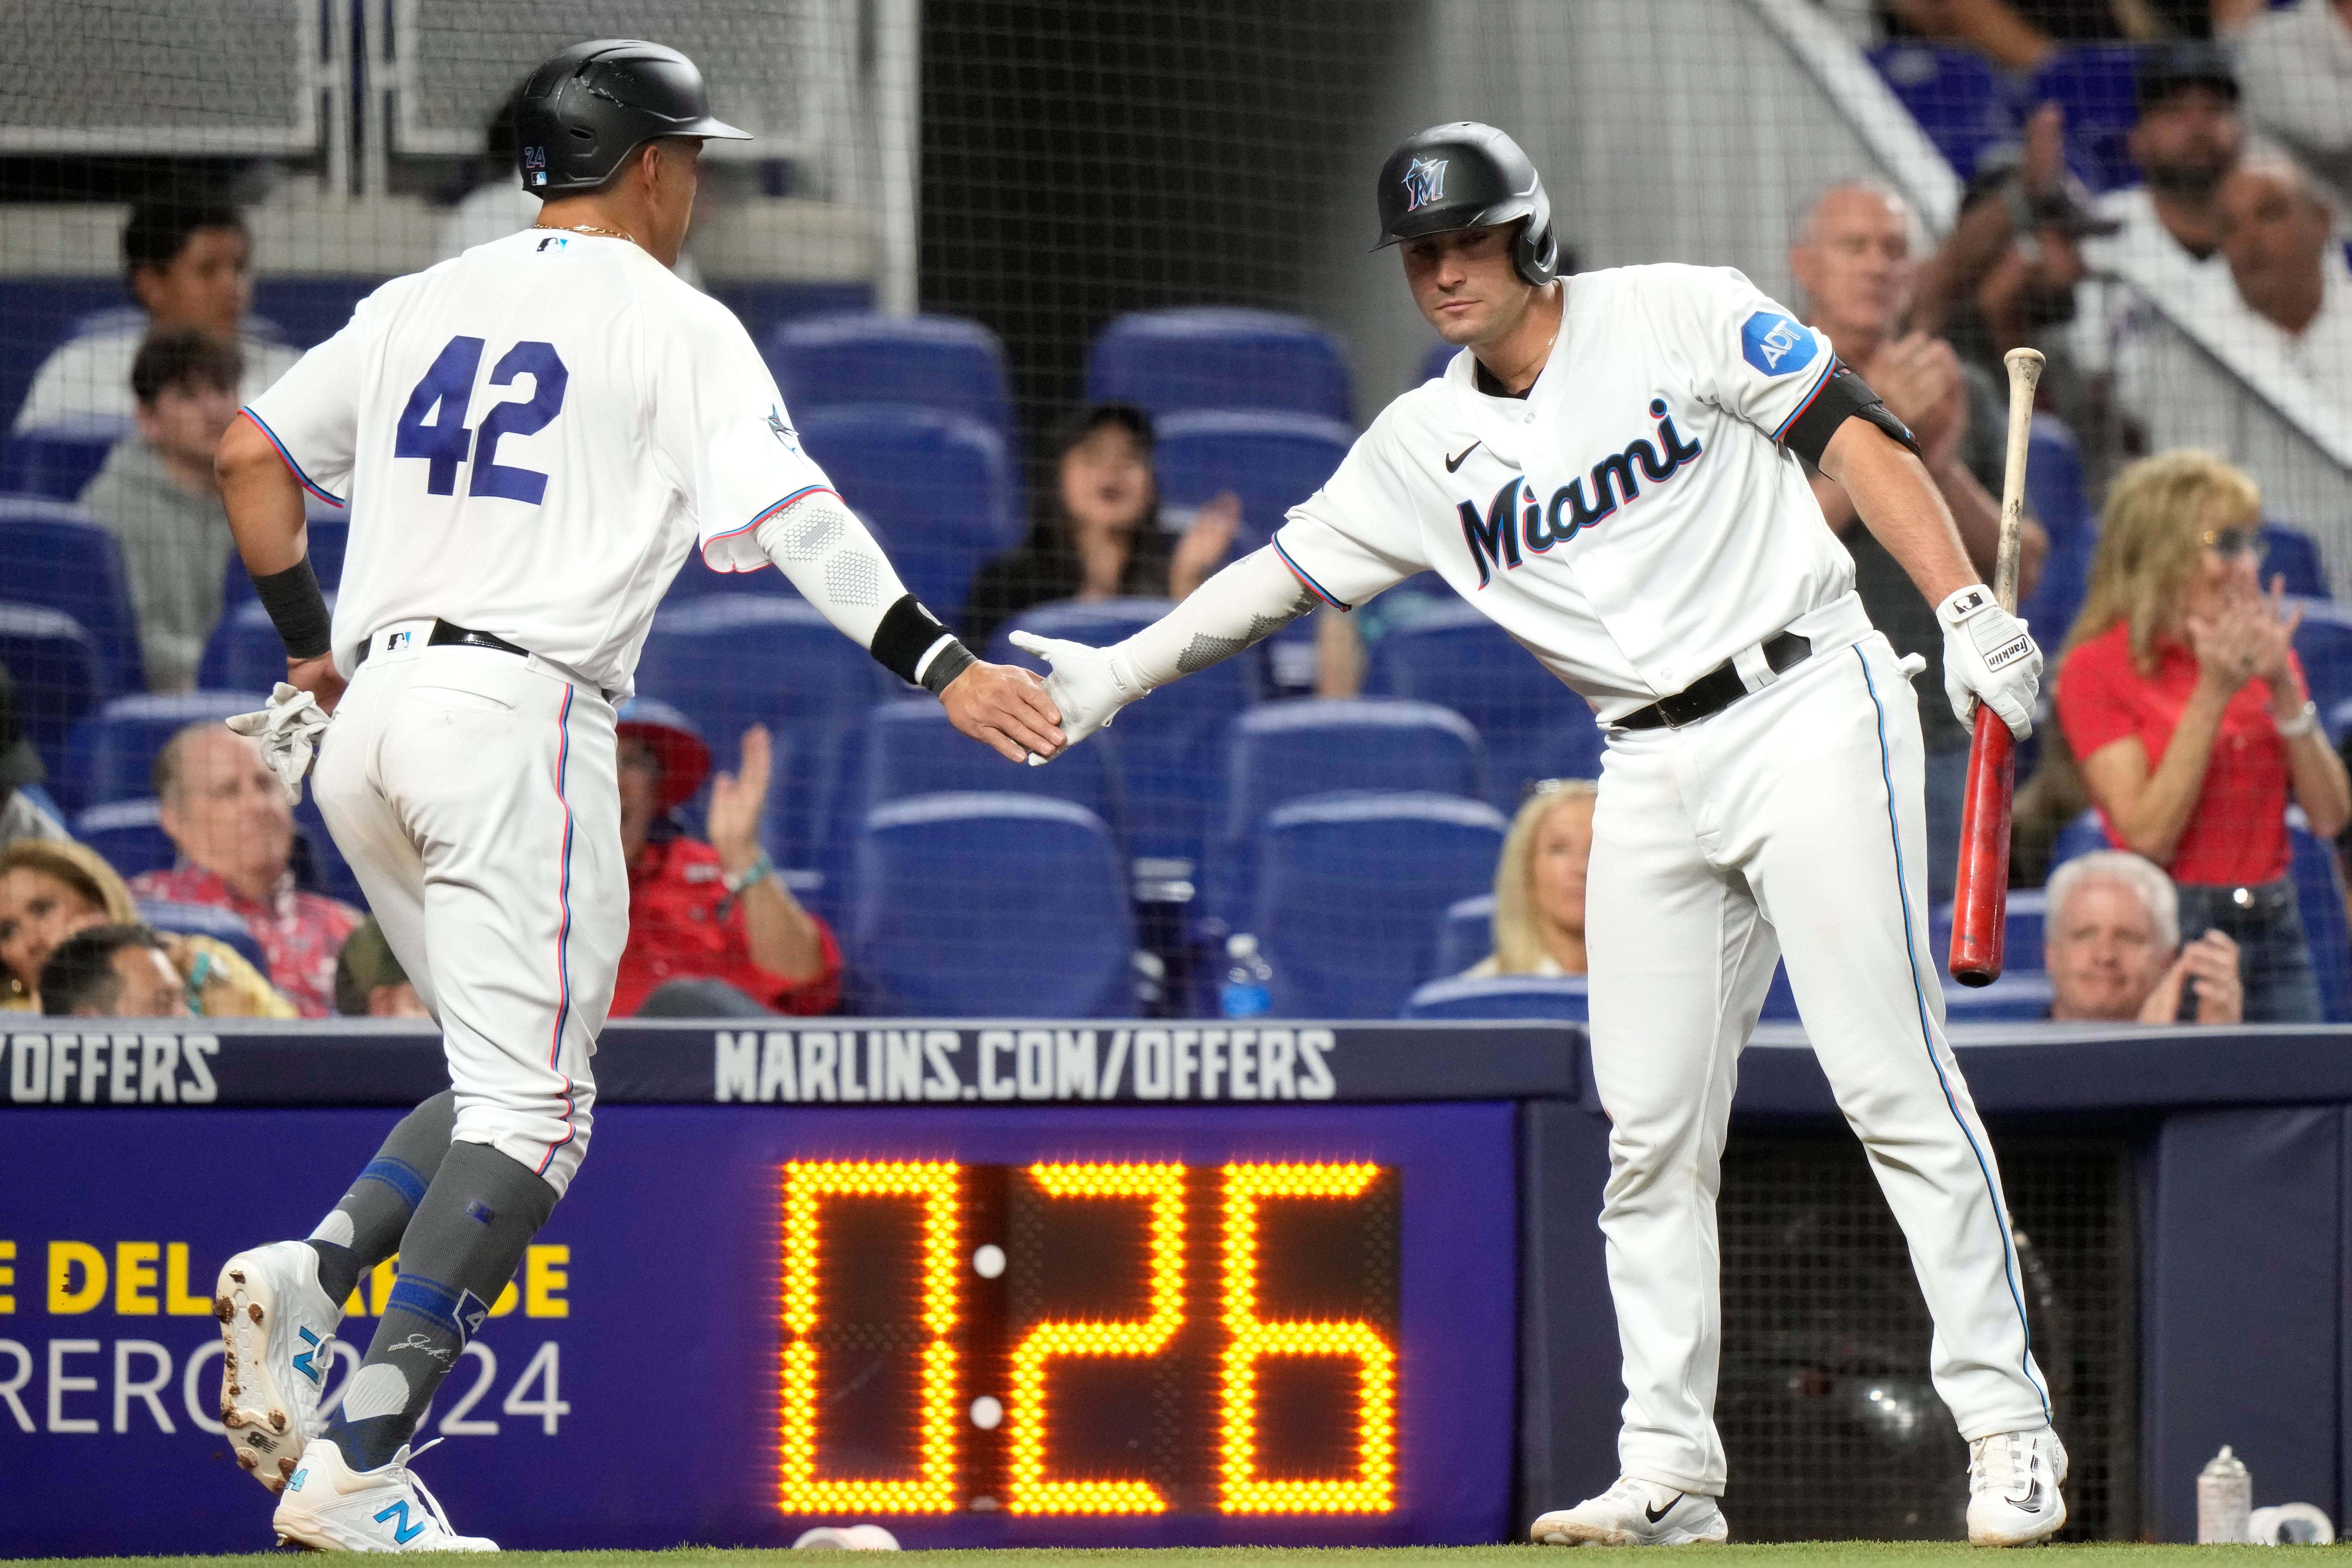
[1949,346,2045,987]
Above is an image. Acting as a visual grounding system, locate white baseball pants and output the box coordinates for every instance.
[1584,618,2051,1497]
[312,622,622,1197]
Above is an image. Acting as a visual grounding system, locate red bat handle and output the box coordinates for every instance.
[1949,704,2017,986]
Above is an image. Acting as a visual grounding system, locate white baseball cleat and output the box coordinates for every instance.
[1532,1476,1730,1546]
[273,1437,498,1552]
[1968,1425,2069,1546]
[216,1240,345,1494]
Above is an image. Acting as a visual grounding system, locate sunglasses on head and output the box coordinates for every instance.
[2200,526,2267,561]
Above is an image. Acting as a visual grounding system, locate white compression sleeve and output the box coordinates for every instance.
[1109,546,1322,692]
[753,489,910,649]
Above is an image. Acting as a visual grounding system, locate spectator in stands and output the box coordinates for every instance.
[1790,179,2047,902]
[2236,0,2352,202]
[335,917,429,1019]
[11,196,297,431]
[612,702,842,1018]
[1466,781,1594,978]
[38,924,189,1018]
[2045,849,2244,1022]
[77,329,242,692]
[129,723,360,1017]
[0,665,69,850]
[2211,156,2352,415]
[963,403,1240,645]
[1,838,288,1016]
[2055,450,2350,1021]
[1878,0,2246,71]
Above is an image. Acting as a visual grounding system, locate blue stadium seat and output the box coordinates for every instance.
[1422,341,1459,385]
[849,793,1136,1017]
[0,601,102,780]
[1087,308,1352,423]
[853,696,1125,837]
[1248,791,1507,1018]
[988,597,1264,865]
[1434,892,1496,977]
[0,498,143,696]
[73,797,174,879]
[1365,600,1603,807]
[2050,807,2110,869]
[1207,698,1487,925]
[2018,527,2094,654]
[2287,811,2352,1022]
[1154,410,1354,546]
[2261,522,2327,600]
[1400,972,1588,1021]
[1760,960,1799,1022]
[634,594,896,879]
[2290,599,2352,720]
[1866,43,2019,181]
[137,899,270,979]
[761,313,1013,446]
[1929,888,2051,974]
[60,690,267,813]
[1942,972,2057,1023]
[797,404,1017,629]
[1,415,131,500]
[2026,415,2093,545]
[294,796,368,911]
[200,597,336,694]
[2028,45,2144,193]
[222,518,348,608]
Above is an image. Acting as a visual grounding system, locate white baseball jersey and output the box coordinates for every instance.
[1274,263,1850,720]
[242,229,876,696]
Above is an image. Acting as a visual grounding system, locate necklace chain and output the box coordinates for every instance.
[534,221,638,244]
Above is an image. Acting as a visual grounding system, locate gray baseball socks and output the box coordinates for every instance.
[304,1090,457,1306]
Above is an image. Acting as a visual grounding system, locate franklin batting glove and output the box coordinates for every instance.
[1007,631,1146,761]
[1938,585,2041,740]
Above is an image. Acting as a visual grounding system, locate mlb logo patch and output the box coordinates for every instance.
[385,630,412,653]
[523,146,548,188]
[1740,311,1818,378]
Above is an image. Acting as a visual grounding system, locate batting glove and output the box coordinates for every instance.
[225,683,333,805]
[1937,585,2041,740]
[1007,631,1146,761]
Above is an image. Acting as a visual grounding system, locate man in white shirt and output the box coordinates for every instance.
[2213,156,2352,416]
[12,198,296,432]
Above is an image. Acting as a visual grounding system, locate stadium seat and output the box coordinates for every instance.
[1865,43,2018,181]
[2017,527,2094,658]
[1247,791,1507,1018]
[634,594,897,879]
[2050,808,2110,869]
[1400,972,1588,1021]
[200,597,336,694]
[221,518,349,608]
[849,793,1137,1017]
[1942,972,2057,1023]
[0,415,131,500]
[852,696,1125,837]
[2290,600,2352,720]
[60,690,268,813]
[1364,600,1603,807]
[761,313,1013,446]
[138,899,270,979]
[2026,415,2094,545]
[1154,410,1354,546]
[294,796,369,910]
[73,797,175,880]
[1434,892,1497,977]
[2261,523,2328,601]
[1929,889,2051,974]
[1207,698,1487,925]
[796,404,1017,628]
[1086,308,1352,423]
[2027,45,2144,192]
[2287,811,2352,1023]
[0,498,144,697]
[0,601,102,780]
[988,597,1264,865]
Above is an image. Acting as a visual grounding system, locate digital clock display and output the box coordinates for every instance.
[776,1160,1401,1518]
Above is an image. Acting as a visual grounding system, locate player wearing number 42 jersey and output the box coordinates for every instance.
[204,39,1063,1551]
[1018,124,2063,1546]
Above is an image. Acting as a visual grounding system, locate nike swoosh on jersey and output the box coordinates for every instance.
[1644,1493,1684,1524]
[1444,441,1482,473]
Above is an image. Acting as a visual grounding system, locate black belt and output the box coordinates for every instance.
[1618,631,1813,731]
[355,619,531,667]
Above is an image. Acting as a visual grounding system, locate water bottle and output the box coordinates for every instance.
[2198,1445,2252,1544]
[1219,933,1273,1018]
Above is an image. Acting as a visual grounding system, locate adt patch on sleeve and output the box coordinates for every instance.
[1740,311,1818,378]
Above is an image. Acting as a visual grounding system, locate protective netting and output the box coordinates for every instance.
[1,0,2349,1028]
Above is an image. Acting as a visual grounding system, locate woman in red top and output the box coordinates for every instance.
[2055,451,2351,1022]
[610,700,842,1018]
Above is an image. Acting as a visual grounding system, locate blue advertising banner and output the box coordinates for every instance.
[0,1101,1518,1554]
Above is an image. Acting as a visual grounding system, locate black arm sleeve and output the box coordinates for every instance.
[1781,362,1921,468]
[250,556,333,661]
[869,593,977,695]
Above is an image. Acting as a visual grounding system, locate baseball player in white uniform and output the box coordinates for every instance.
[203,41,1062,1550]
[1016,124,2063,1546]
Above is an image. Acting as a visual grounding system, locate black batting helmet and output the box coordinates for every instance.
[513,40,750,195]
[1374,122,1558,287]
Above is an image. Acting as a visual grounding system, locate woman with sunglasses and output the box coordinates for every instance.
[2055,450,2351,1021]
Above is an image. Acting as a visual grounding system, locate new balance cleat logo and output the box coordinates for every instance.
[376,1501,428,1544]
